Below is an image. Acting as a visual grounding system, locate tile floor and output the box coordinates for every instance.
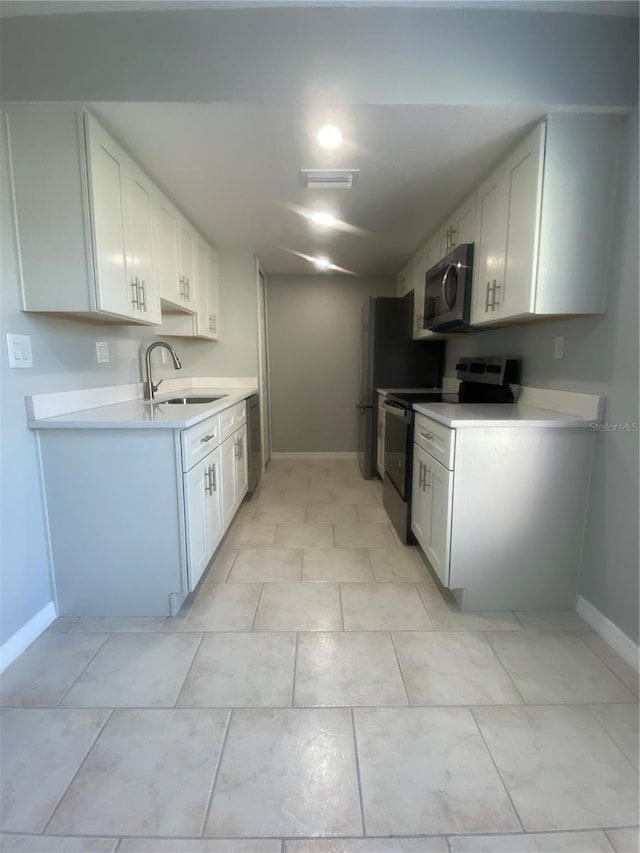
[1,457,638,853]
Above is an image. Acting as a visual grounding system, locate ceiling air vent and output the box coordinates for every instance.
[300,169,360,190]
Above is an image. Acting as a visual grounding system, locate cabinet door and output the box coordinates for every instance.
[452,192,477,247]
[500,124,545,320]
[470,167,508,326]
[234,424,248,506]
[195,243,220,339]
[85,116,133,319]
[125,164,160,325]
[205,447,223,560]
[411,249,426,338]
[179,217,197,310]
[424,454,453,587]
[156,195,184,309]
[184,456,212,591]
[410,443,430,551]
[220,433,237,530]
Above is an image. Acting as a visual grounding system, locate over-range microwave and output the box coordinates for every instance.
[423,243,474,333]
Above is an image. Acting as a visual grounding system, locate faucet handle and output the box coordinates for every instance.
[152,379,163,394]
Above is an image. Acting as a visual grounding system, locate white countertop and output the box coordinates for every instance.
[28,387,258,430]
[413,401,596,429]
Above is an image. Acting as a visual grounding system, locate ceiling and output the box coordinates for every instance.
[1,0,638,16]
[89,102,546,275]
[3,2,634,277]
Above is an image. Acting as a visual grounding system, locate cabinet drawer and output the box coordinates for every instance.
[181,414,220,472]
[414,413,455,470]
[220,400,247,442]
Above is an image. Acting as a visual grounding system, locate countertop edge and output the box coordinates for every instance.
[27,387,259,430]
[412,402,598,429]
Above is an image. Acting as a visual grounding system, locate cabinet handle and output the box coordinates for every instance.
[204,467,212,495]
[138,279,146,311]
[210,463,217,493]
[423,467,431,490]
[179,276,185,297]
[131,278,140,308]
[485,281,492,313]
[213,314,217,334]
[185,277,190,300]
[492,280,500,310]
[200,433,216,444]
[418,460,425,489]
[208,314,214,332]
[419,431,434,442]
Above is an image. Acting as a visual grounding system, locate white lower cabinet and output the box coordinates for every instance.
[220,420,248,530]
[411,439,453,587]
[411,411,595,612]
[184,446,222,590]
[33,397,254,617]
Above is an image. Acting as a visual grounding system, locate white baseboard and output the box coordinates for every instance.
[576,595,639,673]
[270,452,358,459]
[0,602,57,673]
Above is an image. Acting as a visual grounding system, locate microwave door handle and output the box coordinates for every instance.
[441,264,456,311]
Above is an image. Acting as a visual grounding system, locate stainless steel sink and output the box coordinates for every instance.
[162,395,227,405]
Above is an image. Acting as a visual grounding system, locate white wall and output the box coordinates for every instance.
[446,112,639,644]
[267,274,394,452]
[0,123,258,646]
[1,8,636,107]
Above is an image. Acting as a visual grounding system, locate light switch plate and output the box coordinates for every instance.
[96,341,110,364]
[6,333,33,368]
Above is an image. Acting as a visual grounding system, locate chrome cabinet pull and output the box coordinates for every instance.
[208,314,214,332]
[131,278,140,308]
[210,463,217,492]
[138,279,146,311]
[184,277,190,300]
[485,281,491,313]
[418,460,425,489]
[423,467,431,490]
[213,314,217,334]
[179,276,186,297]
[492,280,500,309]
[419,431,434,442]
[200,433,215,444]
[204,467,212,495]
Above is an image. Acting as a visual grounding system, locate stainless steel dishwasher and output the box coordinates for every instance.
[246,394,262,493]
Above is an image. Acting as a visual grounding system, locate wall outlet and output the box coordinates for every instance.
[554,336,565,360]
[96,341,110,364]
[6,333,33,368]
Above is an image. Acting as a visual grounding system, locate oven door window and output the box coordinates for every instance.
[384,406,410,500]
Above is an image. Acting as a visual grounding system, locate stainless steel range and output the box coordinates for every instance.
[383,357,520,543]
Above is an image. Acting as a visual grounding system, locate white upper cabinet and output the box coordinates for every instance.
[6,106,160,324]
[435,191,477,259]
[156,193,189,312]
[471,115,622,327]
[196,241,220,340]
[412,235,441,340]
[125,161,161,325]
[178,216,198,310]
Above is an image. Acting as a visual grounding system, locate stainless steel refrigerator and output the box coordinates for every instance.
[356,295,444,478]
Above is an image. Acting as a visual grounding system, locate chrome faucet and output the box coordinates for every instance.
[144,341,182,401]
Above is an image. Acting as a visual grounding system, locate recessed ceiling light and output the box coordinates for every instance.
[311,256,332,270]
[309,211,337,227]
[316,124,343,149]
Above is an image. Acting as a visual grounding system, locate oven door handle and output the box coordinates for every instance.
[384,403,411,423]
